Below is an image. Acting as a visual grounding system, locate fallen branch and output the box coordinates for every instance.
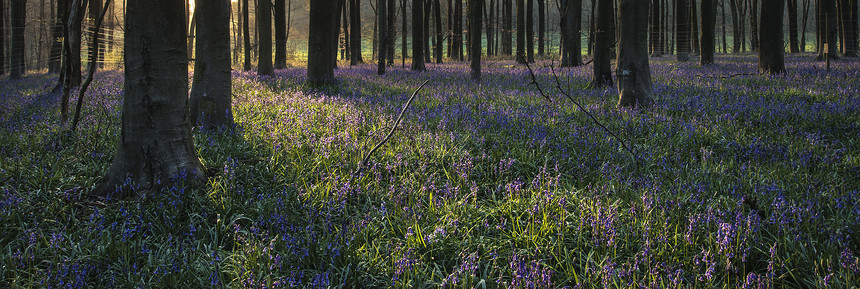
[355,80,430,177]
[521,54,638,162]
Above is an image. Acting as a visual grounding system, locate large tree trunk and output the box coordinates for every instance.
[789,0,800,52]
[560,0,582,66]
[749,0,759,51]
[691,0,700,54]
[257,0,273,75]
[759,0,786,73]
[650,0,662,56]
[839,0,858,56]
[274,0,287,69]
[307,0,336,85]
[537,0,544,56]
[676,0,691,61]
[471,0,483,80]
[526,0,534,62]
[516,0,525,62]
[502,0,512,55]
[816,0,839,60]
[351,0,364,65]
[0,0,5,76]
[454,0,464,60]
[242,0,251,70]
[378,0,388,74]
[190,0,234,128]
[701,0,716,64]
[616,0,652,108]
[589,0,612,88]
[95,0,205,198]
[412,0,426,70]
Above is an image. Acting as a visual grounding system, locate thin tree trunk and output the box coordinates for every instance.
[759,0,785,73]
[424,0,431,62]
[351,0,364,64]
[788,0,800,52]
[242,0,251,70]
[378,0,388,74]
[455,0,464,60]
[691,0,700,54]
[412,0,426,70]
[49,0,65,73]
[72,0,111,131]
[257,0,272,75]
[0,0,5,75]
[503,0,512,55]
[749,0,758,51]
[402,0,407,66]
[701,0,716,64]
[537,0,544,56]
[274,0,286,68]
[516,0,525,62]
[308,0,336,85]
[95,0,205,198]
[471,0,482,80]
[677,0,691,61]
[801,0,810,52]
[526,0,534,62]
[650,0,662,56]
[435,0,443,62]
[590,0,612,87]
[388,0,396,64]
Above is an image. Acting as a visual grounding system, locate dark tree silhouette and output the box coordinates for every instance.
[351,0,364,65]
[502,0,512,55]
[537,0,544,56]
[701,0,716,65]
[839,0,858,57]
[526,0,534,62]
[759,0,786,74]
[516,0,525,63]
[0,0,5,75]
[257,0,273,75]
[434,0,443,63]
[560,0,582,67]
[650,0,662,56]
[676,0,691,61]
[616,0,653,108]
[378,0,388,75]
[10,0,26,79]
[816,0,839,60]
[274,0,287,69]
[471,0,482,80]
[190,0,234,128]
[308,0,336,86]
[589,0,612,88]
[412,0,426,70]
[242,0,251,70]
[789,0,800,53]
[454,0,464,60]
[95,0,205,198]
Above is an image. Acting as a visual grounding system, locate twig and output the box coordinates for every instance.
[355,80,430,177]
[521,54,638,162]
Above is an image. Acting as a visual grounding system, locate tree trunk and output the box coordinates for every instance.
[537,0,544,56]
[257,0,273,75]
[701,0,716,64]
[487,0,495,56]
[729,0,741,52]
[378,0,388,74]
[516,0,525,62]
[788,0,800,52]
[95,0,205,198]
[351,0,364,64]
[749,0,759,52]
[412,0,426,70]
[388,0,396,64]
[839,0,858,56]
[190,0,234,128]
[49,0,65,73]
[0,0,5,75]
[434,0,443,62]
[424,0,431,62]
[66,0,86,86]
[526,0,534,62]
[676,0,691,61]
[242,0,251,70]
[560,0,582,66]
[186,2,196,62]
[590,0,612,88]
[759,0,785,73]
[308,0,336,85]
[503,0,512,55]
[816,0,839,60]
[616,0,652,108]
[721,0,727,52]
[455,0,464,60]
[801,0,810,52]
[274,0,286,68]
[691,0,700,54]
[471,0,482,80]
[650,0,662,56]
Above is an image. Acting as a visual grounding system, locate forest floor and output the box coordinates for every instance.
[1,54,859,288]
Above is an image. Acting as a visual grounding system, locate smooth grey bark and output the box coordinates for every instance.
[617,0,653,108]
[589,0,612,88]
[274,0,286,69]
[95,0,205,198]
[307,0,336,86]
[257,0,273,75]
[471,0,482,80]
[560,0,582,66]
[759,0,786,74]
[412,0,426,70]
[190,0,234,128]
[701,0,716,65]
[377,0,387,74]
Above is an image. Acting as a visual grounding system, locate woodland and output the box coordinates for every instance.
[0,0,859,287]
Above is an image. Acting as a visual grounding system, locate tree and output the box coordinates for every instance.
[351,0,364,65]
[49,0,65,73]
[816,0,839,60]
[759,0,786,74]
[537,0,544,56]
[412,0,426,70]
[838,0,857,57]
[257,0,273,75]
[454,0,464,60]
[10,0,27,79]
[378,0,388,74]
[788,0,800,52]
[307,0,336,86]
[526,0,534,62]
[471,0,482,80]
[589,0,612,88]
[388,0,396,65]
[676,0,691,61]
[616,0,653,108]
[502,0,512,55]
[749,0,759,52]
[701,0,716,64]
[650,0,662,56]
[95,0,205,198]
[516,0,525,63]
[242,0,251,70]
[434,0,443,63]
[274,0,287,69]
[190,0,234,128]
[0,0,5,76]
[691,0,699,54]
[402,0,408,66]
[560,0,582,67]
